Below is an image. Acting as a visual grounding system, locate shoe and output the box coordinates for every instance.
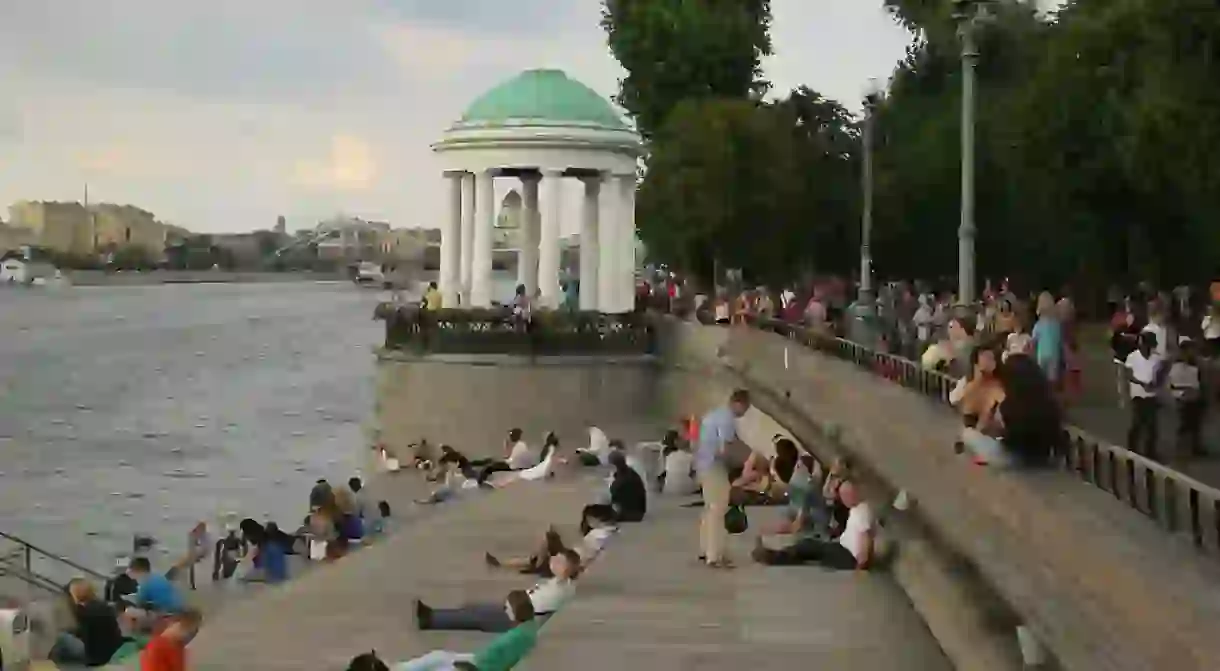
[484,552,501,568]
[414,599,433,629]
[751,536,768,563]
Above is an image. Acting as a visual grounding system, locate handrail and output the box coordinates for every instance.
[0,529,109,583]
[742,315,1220,558]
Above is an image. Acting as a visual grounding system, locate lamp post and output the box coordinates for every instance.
[860,78,883,311]
[953,0,992,307]
[851,78,885,348]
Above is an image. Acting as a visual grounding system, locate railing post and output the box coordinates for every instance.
[24,544,31,574]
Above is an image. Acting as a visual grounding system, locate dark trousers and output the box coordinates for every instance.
[477,461,514,484]
[580,504,619,535]
[425,603,514,632]
[1128,397,1160,459]
[1178,399,1205,456]
[755,537,858,570]
[426,604,553,632]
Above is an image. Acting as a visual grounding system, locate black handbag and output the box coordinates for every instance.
[724,504,749,535]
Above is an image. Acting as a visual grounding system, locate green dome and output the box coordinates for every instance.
[459,69,626,129]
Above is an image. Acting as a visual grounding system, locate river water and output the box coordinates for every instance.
[0,282,389,575]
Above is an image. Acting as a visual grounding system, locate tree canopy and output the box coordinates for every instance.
[605,0,1220,291]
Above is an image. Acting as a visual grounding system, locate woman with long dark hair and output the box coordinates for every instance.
[963,353,1063,467]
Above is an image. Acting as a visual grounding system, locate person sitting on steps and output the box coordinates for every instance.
[575,421,612,466]
[351,589,540,671]
[415,549,581,633]
[50,578,129,667]
[486,505,619,575]
[752,480,875,570]
[580,451,646,534]
[476,428,538,485]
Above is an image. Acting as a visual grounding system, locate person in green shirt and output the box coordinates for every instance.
[346,589,539,671]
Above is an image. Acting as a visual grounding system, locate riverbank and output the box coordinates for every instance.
[65,269,348,286]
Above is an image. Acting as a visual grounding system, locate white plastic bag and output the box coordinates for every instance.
[308,539,328,561]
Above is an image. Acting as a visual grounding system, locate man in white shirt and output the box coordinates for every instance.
[416,549,580,632]
[485,507,619,575]
[1125,331,1165,459]
[752,480,875,570]
[476,428,537,485]
[575,424,612,466]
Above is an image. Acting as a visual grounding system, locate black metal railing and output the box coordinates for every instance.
[374,304,656,356]
[0,530,108,596]
[743,315,1220,558]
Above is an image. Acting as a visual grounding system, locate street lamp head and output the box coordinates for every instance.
[952,0,994,22]
[863,77,885,110]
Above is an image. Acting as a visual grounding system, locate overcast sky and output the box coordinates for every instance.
[0,1,924,233]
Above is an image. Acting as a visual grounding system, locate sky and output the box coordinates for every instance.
[0,0,925,234]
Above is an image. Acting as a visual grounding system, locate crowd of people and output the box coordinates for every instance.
[49,472,392,669]
[346,386,879,670]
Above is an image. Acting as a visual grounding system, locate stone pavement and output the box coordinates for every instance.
[721,323,1220,671]
[521,500,950,671]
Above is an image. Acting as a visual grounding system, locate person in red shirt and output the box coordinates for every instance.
[139,608,202,671]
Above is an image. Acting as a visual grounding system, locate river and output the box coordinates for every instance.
[0,282,389,576]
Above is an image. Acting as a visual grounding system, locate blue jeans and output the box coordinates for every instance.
[50,632,88,664]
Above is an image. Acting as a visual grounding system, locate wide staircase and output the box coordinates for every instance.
[521,498,949,670]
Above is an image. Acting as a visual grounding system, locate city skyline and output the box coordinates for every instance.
[2,1,923,234]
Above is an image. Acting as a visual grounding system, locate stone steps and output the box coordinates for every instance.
[520,499,951,671]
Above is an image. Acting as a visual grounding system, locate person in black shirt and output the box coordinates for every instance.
[580,451,647,531]
[52,578,128,667]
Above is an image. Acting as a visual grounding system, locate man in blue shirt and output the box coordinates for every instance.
[695,389,751,568]
[123,556,184,632]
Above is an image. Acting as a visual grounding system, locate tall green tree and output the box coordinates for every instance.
[601,0,773,141]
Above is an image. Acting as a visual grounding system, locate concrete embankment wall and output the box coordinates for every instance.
[375,352,667,460]
[66,269,347,286]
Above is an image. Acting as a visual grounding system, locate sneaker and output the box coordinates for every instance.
[413,599,433,629]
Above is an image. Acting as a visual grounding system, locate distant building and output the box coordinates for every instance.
[6,200,184,262]
[0,222,36,255]
[274,215,287,236]
[313,216,389,262]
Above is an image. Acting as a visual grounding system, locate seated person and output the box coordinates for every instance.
[367,501,392,535]
[417,462,485,505]
[752,480,875,570]
[415,549,580,633]
[949,345,1004,454]
[477,429,539,485]
[120,557,184,632]
[429,445,487,481]
[105,558,139,606]
[580,451,646,532]
[138,608,202,671]
[514,432,561,482]
[50,578,129,667]
[761,442,831,540]
[729,441,788,506]
[210,525,246,581]
[351,590,540,671]
[238,534,288,584]
[575,423,612,466]
[486,505,618,575]
[657,430,697,495]
[820,456,852,535]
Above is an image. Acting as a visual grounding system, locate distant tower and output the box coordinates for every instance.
[274,215,287,235]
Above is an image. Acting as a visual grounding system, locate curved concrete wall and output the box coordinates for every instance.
[375,352,665,459]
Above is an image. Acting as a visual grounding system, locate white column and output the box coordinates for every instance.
[579,177,600,311]
[616,173,638,312]
[597,171,618,312]
[519,175,540,297]
[538,169,564,308]
[440,172,462,307]
[470,170,495,307]
[458,172,475,304]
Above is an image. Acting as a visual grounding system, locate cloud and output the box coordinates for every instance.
[294,135,379,191]
[0,0,912,233]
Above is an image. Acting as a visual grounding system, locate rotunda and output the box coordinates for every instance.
[432,68,643,311]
